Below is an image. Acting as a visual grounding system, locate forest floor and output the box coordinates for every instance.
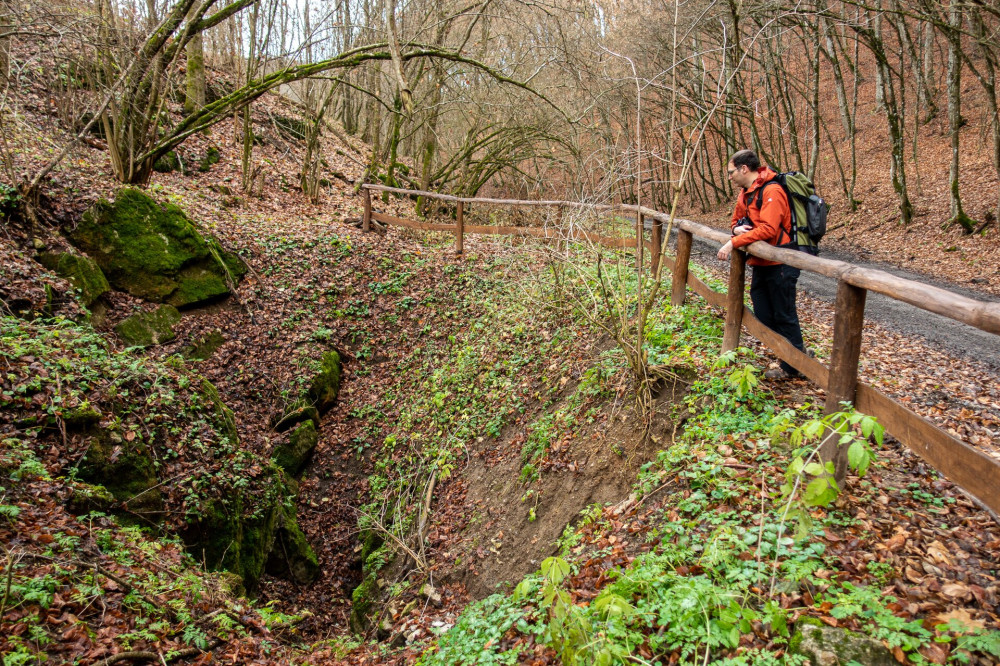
[1,54,1000,665]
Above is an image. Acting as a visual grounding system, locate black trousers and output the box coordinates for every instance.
[749,264,805,374]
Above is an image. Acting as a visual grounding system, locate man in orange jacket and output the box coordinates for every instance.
[716,149,806,379]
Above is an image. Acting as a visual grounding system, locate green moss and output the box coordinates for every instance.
[182,464,294,594]
[307,350,342,414]
[153,151,180,174]
[69,188,247,307]
[274,115,308,141]
[62,405,102,429]
[791,620,896,666]
[349,573,379,634]
[272,420,318,478]
[167,264,230,307]
[114,305,181,347]
[265,504,319,584]
[359,528,385,564]
[65,481,116,515]
[75,431,162,515]
[36,252,110,306]
[198,146,221,172]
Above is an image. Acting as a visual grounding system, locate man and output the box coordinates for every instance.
[716,149,806,379]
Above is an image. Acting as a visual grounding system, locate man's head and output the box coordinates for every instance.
[727,149,760,189]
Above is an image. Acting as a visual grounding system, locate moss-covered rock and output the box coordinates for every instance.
[65,481,117,515]
[153,151,183,174]
[181,330,225,361]
[308,350,342,414]
[75,431,163,516]
[274,115,308,141]
[273,421,318,478]
[182,465,288,595]
[36,251,110,306]
[273,404,319,433]
[265,504,319,585]
[198,147,221,172]
[62,404,102,429]
[348,528,388,634]
[349,572,379,634]
[114,305,181,347]
[790,619,896,665]
[69,188,247,308]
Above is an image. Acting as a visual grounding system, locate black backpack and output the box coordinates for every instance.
[753,172,829,255]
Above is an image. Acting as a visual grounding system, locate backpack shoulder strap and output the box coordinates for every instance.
[753,176,795,245]
[753,178,784,210]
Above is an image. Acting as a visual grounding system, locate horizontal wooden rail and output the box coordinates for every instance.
[363,185,1000,336]
[360,184,1000,514]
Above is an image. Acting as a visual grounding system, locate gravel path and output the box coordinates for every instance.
[678,231,1000,370]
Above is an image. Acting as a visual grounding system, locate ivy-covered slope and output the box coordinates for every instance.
[327,260,1000,666]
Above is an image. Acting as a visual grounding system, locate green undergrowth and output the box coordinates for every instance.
[0,490,302,663]
[0,316,270,524]
[414,291,1000,665]
[0,314,312,596]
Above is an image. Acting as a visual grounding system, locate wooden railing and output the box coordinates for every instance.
[361,184,1000,514]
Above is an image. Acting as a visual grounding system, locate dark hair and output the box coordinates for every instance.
[730,149,760,172]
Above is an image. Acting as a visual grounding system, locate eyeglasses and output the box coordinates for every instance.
[727,167,740,177]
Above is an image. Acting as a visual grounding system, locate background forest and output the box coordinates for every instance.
[4,0,1000,237]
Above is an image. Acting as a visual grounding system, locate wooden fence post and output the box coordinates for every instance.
[362,187,371,233]
[456,201,465,255]
[721,250,747,352]
[671,229,692,306]
[651,217,663,275]
[821,280,868,483]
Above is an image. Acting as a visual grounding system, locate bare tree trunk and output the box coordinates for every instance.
[808,26,821,180]
[241,2,260,194]
[969,9,1000,222]
[184,10,205,114]
[945,0,974,232]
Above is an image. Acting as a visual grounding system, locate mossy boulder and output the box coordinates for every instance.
[265,504,320,584]
[75,431,162,516]
[273,404,319,433]
[349,572,379,634]
[69,188,247,308]
[273,420,318,478]
[308,350,342,413]
[274,115,308,141]
[198,147,221,172]
[115,305,181,347]
[349,528,387,634]
[153,151,187,174]
[183,465,317,593]
[183,465,287,595]
[790,619,896,666]
[65,481,117,515]
[272,350,341,431]
[36,251,110,307]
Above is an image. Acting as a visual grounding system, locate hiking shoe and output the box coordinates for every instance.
[764,366,804,380]
[764,367,794,380]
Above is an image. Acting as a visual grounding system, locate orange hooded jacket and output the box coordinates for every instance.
[729,166,792,267]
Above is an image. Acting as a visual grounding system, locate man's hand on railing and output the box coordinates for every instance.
[717,240,734,261]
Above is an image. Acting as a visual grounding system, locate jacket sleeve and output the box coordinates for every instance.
[731,185,790,250]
